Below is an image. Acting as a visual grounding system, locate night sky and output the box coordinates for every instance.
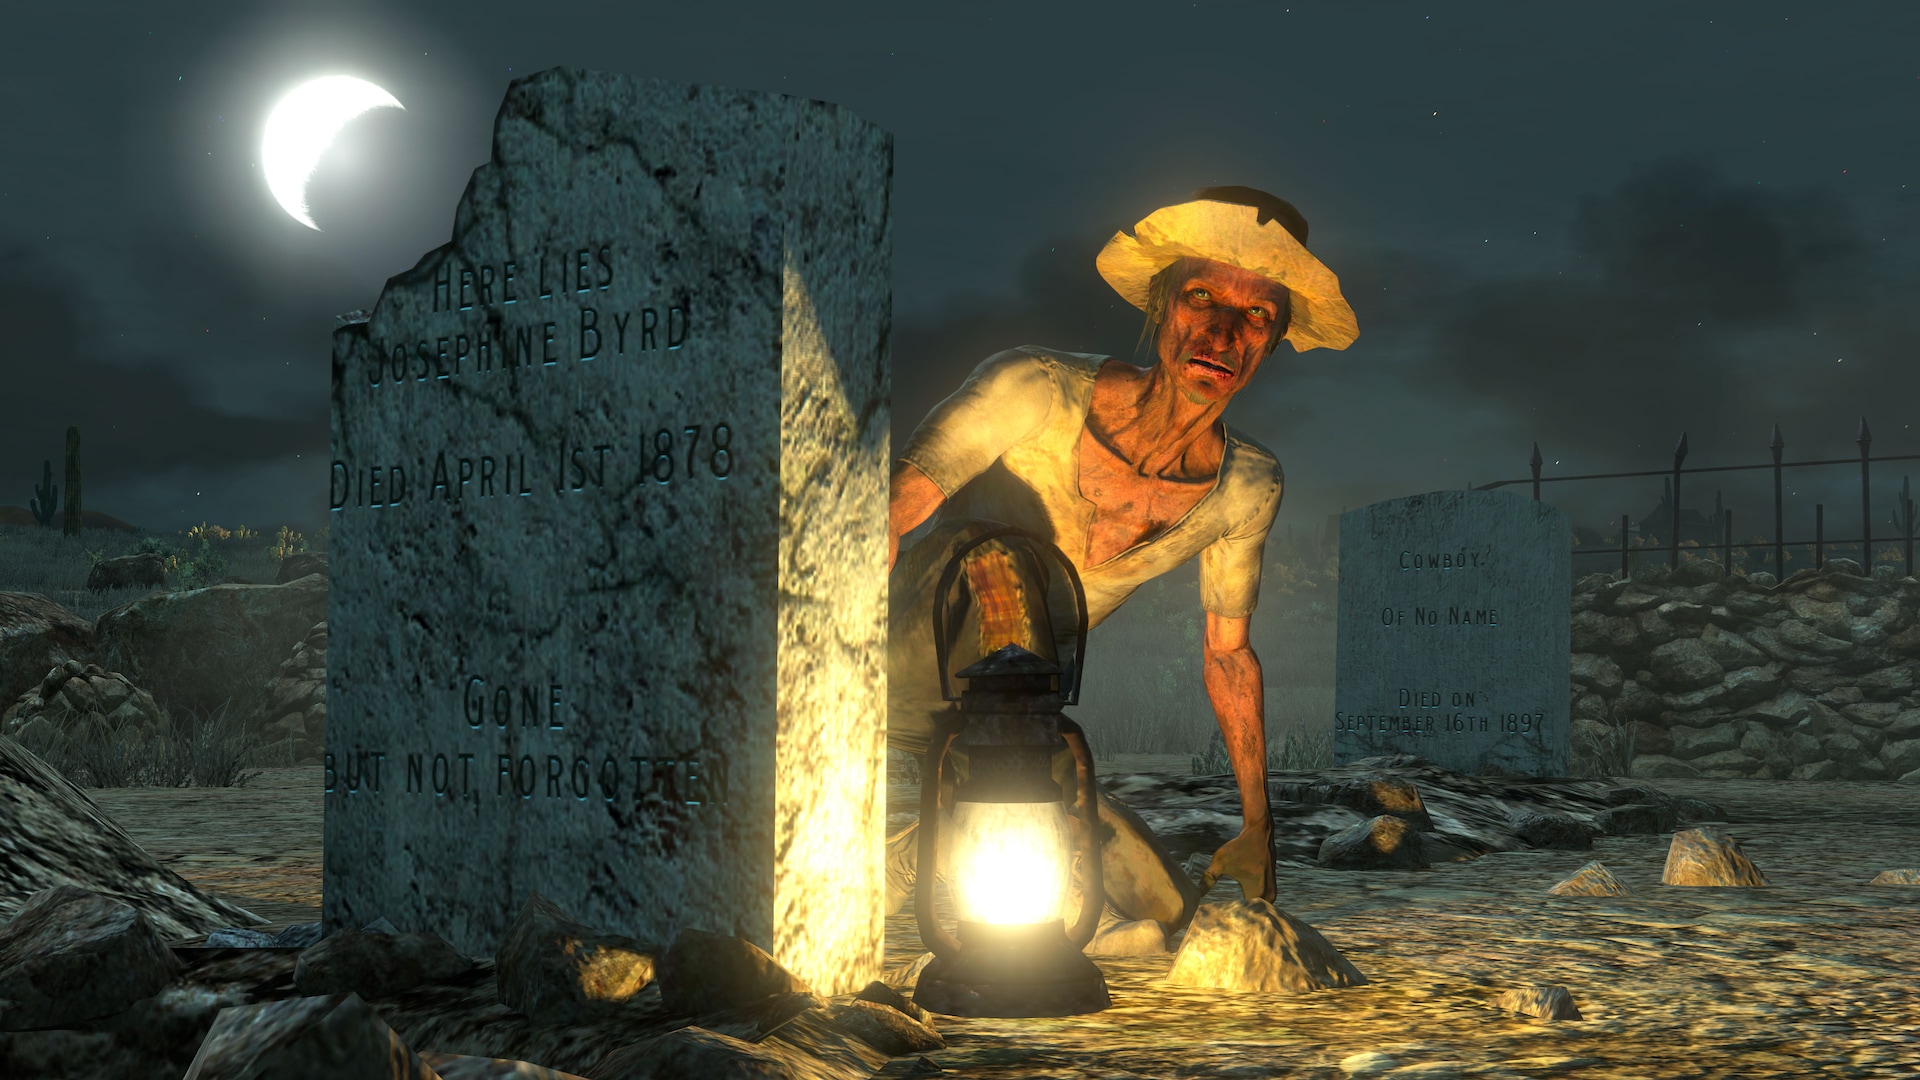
[4,2,1918,557]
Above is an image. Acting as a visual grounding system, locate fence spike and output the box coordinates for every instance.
[1769,423,1784,454]
[1674,431,1689,462]
[1859,416,1873,448]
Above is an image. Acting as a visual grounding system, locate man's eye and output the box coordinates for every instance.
[1248,307,1270,321]
[1189,288,1210,301]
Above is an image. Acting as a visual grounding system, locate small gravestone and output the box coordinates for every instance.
[324,68,891,994]
[1333,489,1570,776]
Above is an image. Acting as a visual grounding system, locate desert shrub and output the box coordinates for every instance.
[1571,718,1636,780]
[269,526,310,561]
[10,674,275,789]
[174,538,230,590]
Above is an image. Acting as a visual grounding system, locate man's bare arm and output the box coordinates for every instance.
[1202,612,1270,833]
[889,460,946,573]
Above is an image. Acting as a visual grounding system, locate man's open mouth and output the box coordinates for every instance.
[1187,354,1235,379]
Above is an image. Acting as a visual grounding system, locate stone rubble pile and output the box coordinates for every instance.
[1570,557,1920,783]
[1,886,944,1079]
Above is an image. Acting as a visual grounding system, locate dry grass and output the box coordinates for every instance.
[0,522,316,624]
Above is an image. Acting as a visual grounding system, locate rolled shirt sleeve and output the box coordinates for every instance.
[898,349,1058,497]
[1198,458,1283,618]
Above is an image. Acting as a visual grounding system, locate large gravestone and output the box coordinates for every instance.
[1333,489,1570,777]
[324,68,891,994]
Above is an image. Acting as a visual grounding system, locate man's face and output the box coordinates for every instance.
[1153,258,1290,406]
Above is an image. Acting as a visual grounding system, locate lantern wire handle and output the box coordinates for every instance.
[929,526,1091,705]
[915,716,965,961]
[1059,717,1103,949]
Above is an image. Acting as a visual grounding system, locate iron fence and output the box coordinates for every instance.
[1471,418,1920,580]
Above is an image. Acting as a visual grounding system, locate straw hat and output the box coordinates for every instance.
[1095,190,1358,352]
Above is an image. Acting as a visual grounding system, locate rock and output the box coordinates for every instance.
[182,993,440,1079]
[1547,861,1632,896]
[593,1005,888,1080]
[1869,869,1920,885]
[1594,802,1679,835]
[658,928,810,1018]
[1791,760,1845,781]
[85,552,166,592]
[1317,814,1429,869]
[1672,797,1726,823]
[92,574,327,722]
[1507,809,1593,850]
[421,1054,591,1080]
[1662,826,1770,886]
[0,885,180,1030]
[855,978,934,1028]
[361,915,401,935]
[824,999,945,1055]
[496,892,656,1025]
[0,733,264,938]
[258,621,327,764]
[590,1026,800,1080]
[276,552,329,585]
[1490,984,1583,1021]
[292,927,473,998]
[1164,898,1367,992]
[0,592,94,725]
[1629,754,1700,779]
[0,661,169,745]
[1085,915,1169,957]
[206,927,280,948]
[274,922,324,948]
[1668,720,1740,757]
[1649,638,1726,691]
[1310,774,1434,830]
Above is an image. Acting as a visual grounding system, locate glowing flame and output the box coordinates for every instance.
[949,800,1072,925]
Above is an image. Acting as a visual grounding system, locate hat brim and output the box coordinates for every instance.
[1095,200,1359,352]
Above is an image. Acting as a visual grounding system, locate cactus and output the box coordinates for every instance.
[62,426,82,537]
[28,459,58,527]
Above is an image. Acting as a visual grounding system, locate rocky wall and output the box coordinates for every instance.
[1568,556,1920,782]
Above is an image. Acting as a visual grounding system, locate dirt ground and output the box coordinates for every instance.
[87,766,1920,1079]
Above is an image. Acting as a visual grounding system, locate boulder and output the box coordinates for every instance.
[1594,802,1679,835]
[657,928,810,1018]
[292,927,474,998]
[855,978,934,1028]
[0,591,94,723]
[1164,898,1367,992]
[182,993,440,1080]
[1662,827,1770,887]
[85,552,166,592]
[1507,809,1593,850]
[1490,985,1583,1021]
[1,660,169,746]
[1869,869,1920,885]
[276,551,330,585]
[1547,861,1633,897]
[1317,814,1428,870]
[92,574,327,720]
[0,734,263,938]
[0,885,180,1030]
[496,892,656,1025]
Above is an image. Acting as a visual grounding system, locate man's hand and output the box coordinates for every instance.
[889,461,946,574]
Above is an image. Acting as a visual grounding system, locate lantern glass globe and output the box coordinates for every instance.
[949,799,1074,925]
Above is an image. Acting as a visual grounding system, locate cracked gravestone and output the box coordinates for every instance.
[324,67,892,995]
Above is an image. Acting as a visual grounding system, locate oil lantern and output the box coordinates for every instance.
[913,527,1109,1017]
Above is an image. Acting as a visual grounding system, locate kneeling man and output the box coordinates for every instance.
[888,186,1358,917]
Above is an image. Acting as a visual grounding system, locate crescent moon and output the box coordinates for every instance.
[262,75,404,231]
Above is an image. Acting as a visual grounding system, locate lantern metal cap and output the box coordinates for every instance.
[955,643,1061,680]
